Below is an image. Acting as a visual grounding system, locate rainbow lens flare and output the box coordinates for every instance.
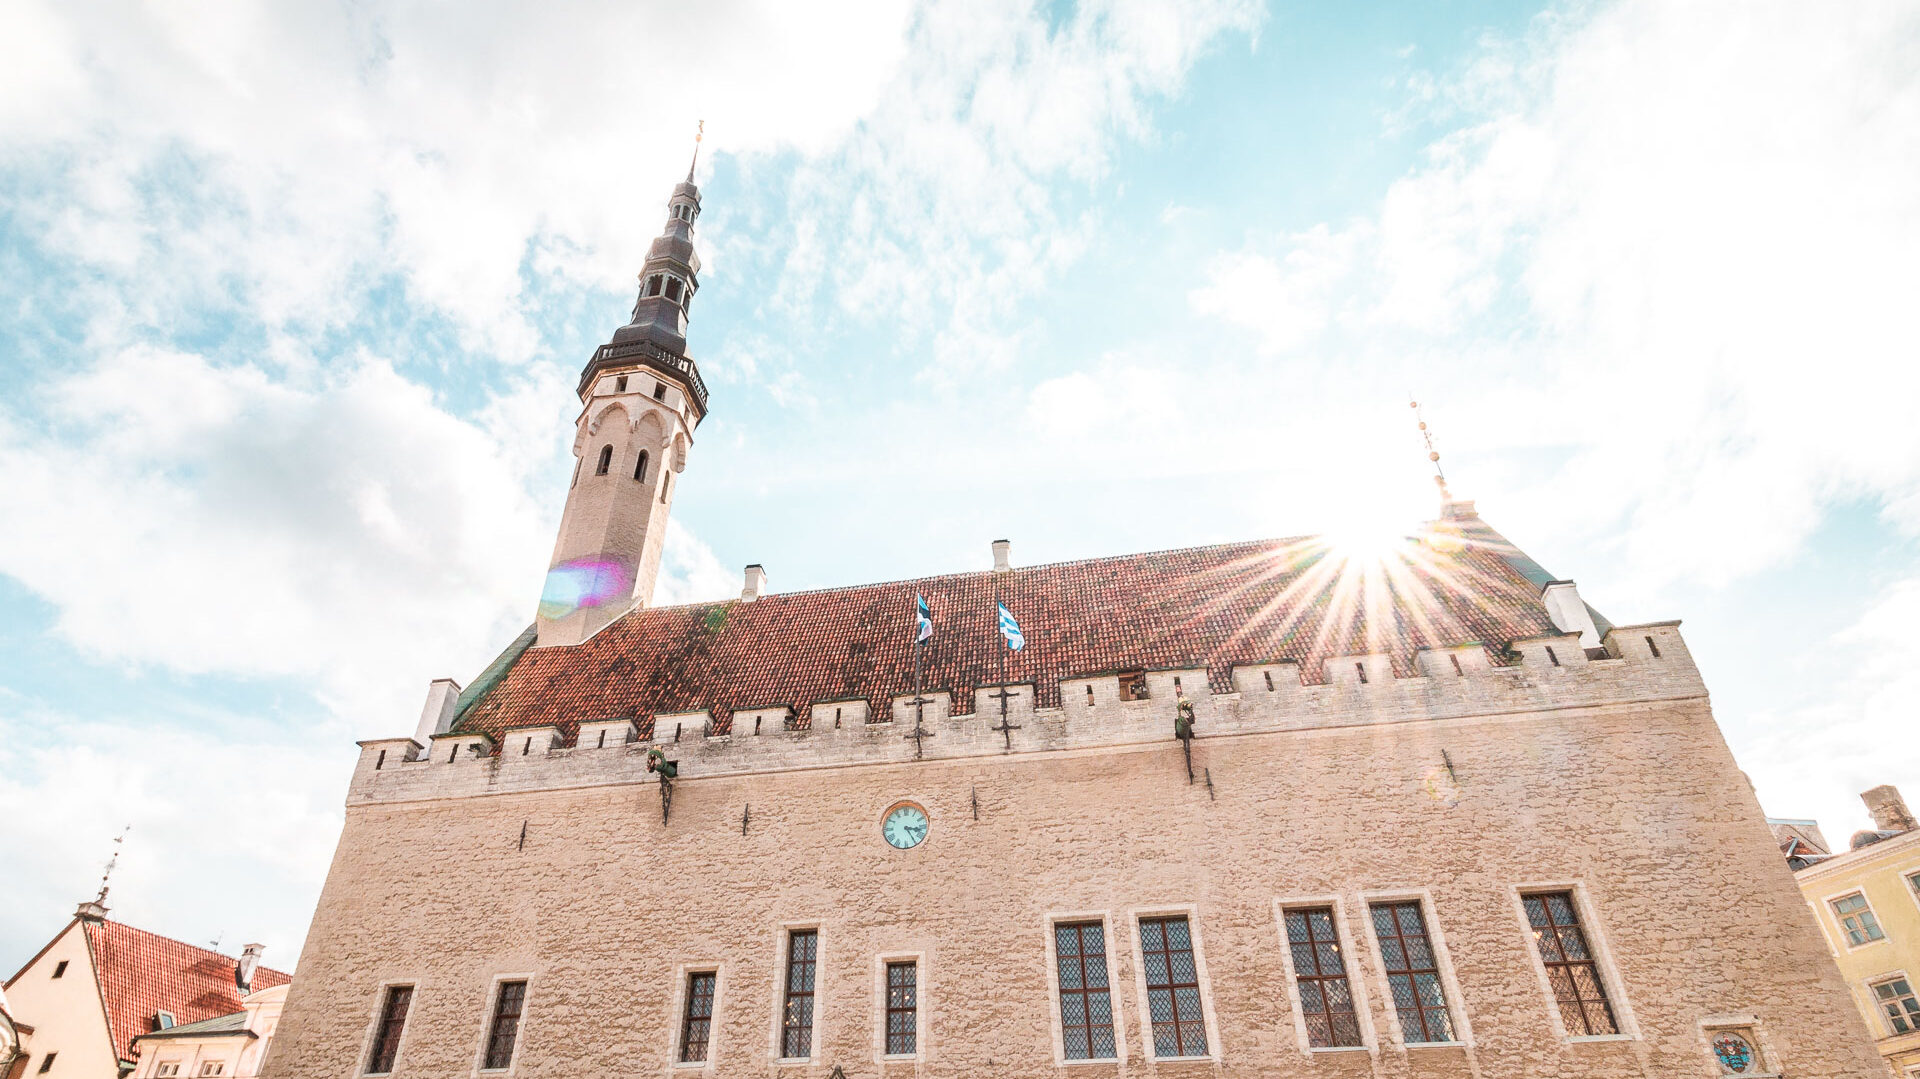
[538,558,633,620]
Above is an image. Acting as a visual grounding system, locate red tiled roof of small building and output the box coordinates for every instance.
[84,920,290,1063]
[457,514,1567,743]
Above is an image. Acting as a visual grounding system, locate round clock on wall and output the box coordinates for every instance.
[882,802,929,849]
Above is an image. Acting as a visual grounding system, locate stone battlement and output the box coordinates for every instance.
[348,622,1700,806]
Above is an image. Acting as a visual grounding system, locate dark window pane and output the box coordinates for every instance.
[1140,916,1208,1057]
[1368,902,1453,1044]
[1523,892,1618,1036]
[1284,905,1362,1048]
[1055,922,1117,1060]
[781,930,817,1058]
[366,985,412,1074]
[482,981,526,1070]
[680,971,716,1063]
[885,961,917,1055]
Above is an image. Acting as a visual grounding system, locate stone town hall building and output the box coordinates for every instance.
[265,160,1883,1079]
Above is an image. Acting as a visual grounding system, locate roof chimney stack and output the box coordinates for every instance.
[235,943,264,993]
[1863,784,1917,834]
[993,539,1012,573]
[741,564,767,602]
[411,678,463,748]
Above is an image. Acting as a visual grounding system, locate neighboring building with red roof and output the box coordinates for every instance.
[263,165,1885,1078]
[3,900,287,1078]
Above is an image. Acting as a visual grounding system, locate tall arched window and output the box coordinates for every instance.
[595,445,613,475]
[634,450,649,482]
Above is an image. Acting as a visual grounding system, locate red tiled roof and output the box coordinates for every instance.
[84,920,290,1063]
[458,514,1565,742]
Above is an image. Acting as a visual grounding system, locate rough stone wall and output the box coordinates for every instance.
[267,689,1882,1077]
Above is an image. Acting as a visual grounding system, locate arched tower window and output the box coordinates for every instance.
[646,275,664,297]
[664,277,684,303]
[595,445,613,475]
[634,450,649,482]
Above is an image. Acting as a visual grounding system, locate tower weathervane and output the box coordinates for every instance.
[1409,398,1451,503]
[687,119,704,183]
[97,825,130,904]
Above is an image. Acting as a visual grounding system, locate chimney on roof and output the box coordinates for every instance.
[741,564,767,602]
[1863,784,1917,834]
[74,899,107,922]
[1540,580,1601,650]
[993,539,1012,573]
[235,943,264,993]
[411,678,463,748]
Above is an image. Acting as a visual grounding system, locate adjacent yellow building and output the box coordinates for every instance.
[1782,785,1920,1076]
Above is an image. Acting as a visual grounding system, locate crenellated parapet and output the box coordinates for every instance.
[348,622,1701,806]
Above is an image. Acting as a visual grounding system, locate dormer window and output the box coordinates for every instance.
[155,1011,176,1029]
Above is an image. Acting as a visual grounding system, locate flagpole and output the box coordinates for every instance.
[994,573,1005,692]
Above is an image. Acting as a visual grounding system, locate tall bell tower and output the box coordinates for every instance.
[537,134,711,647]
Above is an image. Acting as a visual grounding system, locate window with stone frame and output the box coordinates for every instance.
[1522,891,1619,1036]
[1874,976,1920,1035]
[481,980,527,1070]
[1832,892,1886,945]
[1369,901,1455,1043]
[1138,915,1208,1058]
[679,970,716,1063]
[1282,906,1362,1048]
[885,961,917,1056]
[365,984,412,1074]
[1053,920,1117,1060]
[1908,871,1920,904]
[780,930,817,1059]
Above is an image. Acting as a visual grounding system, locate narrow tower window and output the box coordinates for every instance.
[885,961,917,1056]
[1369,901,1455,1043]
[665,277,684,303]
[1053,921,1117,1060]
[646,275,663,297]
[634,450,649,482]
[781,929,818,1059]
[653,381,667,400]
[679,970,716,1063]
[1523,892,1618,1036]
[595,445,613,475]
[482,980,527,1070]
[366,985,413,1074]
[1139,915,1208,1058]
[1283,907,1361,1048]
[614,375,627,392]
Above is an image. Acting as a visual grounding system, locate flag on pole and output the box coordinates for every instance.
[997,602,1025,651]
[914,594,933,643]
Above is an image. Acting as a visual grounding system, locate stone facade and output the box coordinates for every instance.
[265,622,1883,1078]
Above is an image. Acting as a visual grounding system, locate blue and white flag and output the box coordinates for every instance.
[914,594,933,643]
[997,601,1025,651]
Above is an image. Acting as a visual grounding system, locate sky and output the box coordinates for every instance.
[2,0,1918,972]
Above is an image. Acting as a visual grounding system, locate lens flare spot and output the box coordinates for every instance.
[538,558,633,620]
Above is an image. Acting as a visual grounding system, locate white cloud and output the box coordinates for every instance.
[0,346,556,725]
[1189,0,1920,594]
[0,706,345,969]
[1745,576,1920,839]
[775,0,1263,378]
[0,0,912,358]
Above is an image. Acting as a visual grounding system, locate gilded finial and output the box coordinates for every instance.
[687,120,704,183]
[1409,398,1452,503]
[96,825,130,905]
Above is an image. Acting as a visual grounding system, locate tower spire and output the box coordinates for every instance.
[539,141,713,646]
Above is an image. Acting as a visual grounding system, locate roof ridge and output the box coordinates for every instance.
[95,920,291,981]
[641,532,1327,608]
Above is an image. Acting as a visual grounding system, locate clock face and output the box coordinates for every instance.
[882,803,929,849]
